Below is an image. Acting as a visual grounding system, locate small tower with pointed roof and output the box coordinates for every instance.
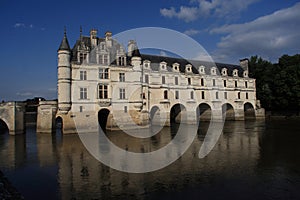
[57,27,71,114]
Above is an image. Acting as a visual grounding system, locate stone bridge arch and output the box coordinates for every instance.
[244,102,255,120]
[196,103,212,122]
[0,102,25,135]
[170,103,187,124]
[0,118,9,134]
[222,103,235,121]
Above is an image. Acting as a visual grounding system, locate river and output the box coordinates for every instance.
[0,120,300,199]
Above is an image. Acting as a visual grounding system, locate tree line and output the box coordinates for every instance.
[249,54,300,114]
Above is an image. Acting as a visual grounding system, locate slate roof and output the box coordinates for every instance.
[58,32,71,51]
[140,54,244,76]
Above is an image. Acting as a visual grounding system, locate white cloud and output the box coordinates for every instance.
[210,2,300,63]
[160,6,198,22]
[160,0,259,22]
[184,29,200,36]
[14,23,25,28]
[14,23,34,29]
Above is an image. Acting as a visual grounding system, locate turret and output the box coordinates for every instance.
[131,47,142,71]
[57,28,71,114]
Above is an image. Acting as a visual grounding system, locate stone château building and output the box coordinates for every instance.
[56,28,264,133]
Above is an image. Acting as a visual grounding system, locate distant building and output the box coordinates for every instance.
[56,28,264,133]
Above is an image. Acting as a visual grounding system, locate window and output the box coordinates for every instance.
[175,91,179,99]
[162,76,166,84]
[145,74,149,83]
[80,71,87,80]
[98,84,108,99]
[79,106,83,112]
[119,88,125,99]
[245,81,248,88]
[79,53,87,63]
[124,106,127,113]
[188,78,191,85]
[238,92,241,99]
[142,92,146,99]
[118,57,125,66]
[190,91,194,99]
[224,92,227,99]
[246,92,249,99]
[119,73,125,82]
[99,68,109,79]
[216,92,219,99]
[223,80,227,87]
[80,88,87,99]
[164,90,168,99]
[103,54,108,65]
[200,78,204,86]
[175,77,178,85]
[235,81,238,88]
[213,79,216,87]
[201,91,205,99]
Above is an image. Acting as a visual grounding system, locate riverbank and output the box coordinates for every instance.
[0,170,23,200]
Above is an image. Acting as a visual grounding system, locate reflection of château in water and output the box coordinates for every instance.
[38,27,265,134]
[0,121,264,198]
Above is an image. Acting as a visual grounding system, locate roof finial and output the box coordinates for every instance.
[80,25,82,40]
[64,26,67,36]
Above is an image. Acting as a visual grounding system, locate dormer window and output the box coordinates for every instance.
[172,63,180,72]
[143,60,150,68]
[222,68,227,76]
[185,64,192,73]
[243,70,248,77]
[233,69,238,77]
[198,65,205,74]
[160,61,167,71]
[211,67,217,75]
[117,56,126,66]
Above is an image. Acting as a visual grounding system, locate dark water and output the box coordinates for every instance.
[0,120,300,200]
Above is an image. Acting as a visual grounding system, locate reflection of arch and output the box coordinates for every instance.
[170,104,186,124]
[222,103,235,121]
[0,118,9,134]
[150,106,160,122]
[244,102,255,119]
[196,103,212,122]
[55,117,63,134]
[98,109,110,131]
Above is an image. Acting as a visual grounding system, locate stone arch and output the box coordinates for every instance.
[244,102,255,120]
[196,103,212,122]
[55,116,63,134]
[0,118,9,134]
[222,103,235,121]
[98,109,110,131]
[170,103,186,124]
[150,106,160,122]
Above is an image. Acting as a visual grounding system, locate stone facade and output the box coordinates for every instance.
[55,28,265,133]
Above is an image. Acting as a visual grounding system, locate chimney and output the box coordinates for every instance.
[105,31,112,48]
[127,40,137,57]
[240,58,249,72]
[90,29,98,47]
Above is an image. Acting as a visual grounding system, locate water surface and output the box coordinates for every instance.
[0,120,300,199]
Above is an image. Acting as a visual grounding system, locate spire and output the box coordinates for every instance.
[80,25,83,41]
[58,27,71,51]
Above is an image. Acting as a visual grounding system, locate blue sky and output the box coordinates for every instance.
[0,0,299,101]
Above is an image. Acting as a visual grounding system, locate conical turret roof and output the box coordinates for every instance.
[58,28,70,51]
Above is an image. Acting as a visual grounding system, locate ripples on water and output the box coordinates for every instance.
[0,120,300,199]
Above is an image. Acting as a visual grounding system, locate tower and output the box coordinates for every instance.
[57,28,71,114]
